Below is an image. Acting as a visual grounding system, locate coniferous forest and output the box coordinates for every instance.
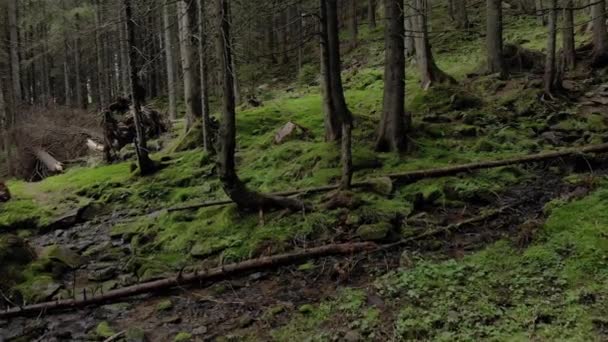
[3,0,608,340]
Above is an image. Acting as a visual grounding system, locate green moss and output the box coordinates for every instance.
[156,299,173,312]
[173,332,193,342]
[95,321,116,339]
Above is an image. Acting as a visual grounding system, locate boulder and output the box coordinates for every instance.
[356,222,392,241]
[0,182,10,203]
[41,245,83,269]
[274,122,311,144]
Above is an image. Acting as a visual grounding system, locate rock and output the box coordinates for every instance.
[156,299,173,312]
[162,315,182,324]
[368,177,393,196]
[356,223,392,241]
[541,131,562,145]
[323,191,363,210]
[0,181,11,202]
[274,121,311,144]
[173,332,193,342]
[236,314,254,328]
[95,321,116,339]
[126,327,146,342]
[23,276,62,302]
[40,245,82,269]
[192,326,208,335]
[88,265,118,282]
[249,272,266,281]
[344,330,362,342]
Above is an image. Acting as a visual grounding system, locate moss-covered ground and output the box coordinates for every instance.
[3,2,608,340]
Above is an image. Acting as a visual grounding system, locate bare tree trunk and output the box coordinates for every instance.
[163,0,178,120]
[320,0,342,142]
[178,0,202,130]
[454,0,469,28]
[368,0,377,29]
[413,0,456,88]
[124,0,156,175]
[544,0,560,96]
[8,0,22,103]
[119,8,130,97]
[535,0,547,25]
[74,13,85,109]
[349,0,358,47]
[216,0,306,211]
[486,0,507,76]
[591,0,608,65]
[377,0,409,153]
[93,0,107,109]
[562,0,576,70]
[404,0,416,57]
[197,0,212,152]
[0,80,11,176]
[34,149,64,173]
[326,0,354,189]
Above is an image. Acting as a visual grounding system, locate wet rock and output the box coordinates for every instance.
[236,313,254,328]
[95,321,116,339]
[356,223,392,241]
[344,330,362,342]
[126,327,146,342]
[88,265,118,282]
[26,277,62,301]
[192,326,208,336]
[162,315,182,324]
[274,121,311,144]
[157,299,173,311]
[249,272,266,281]
[41,245,83,269]
[541,131,562,145]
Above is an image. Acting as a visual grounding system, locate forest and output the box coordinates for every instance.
[2,0,608,340]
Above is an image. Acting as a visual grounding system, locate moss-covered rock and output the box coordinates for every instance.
[356,223,392,241]
[40,245,83,269]
[156,299,173,312]
[173,332,193,342]
[0,235,36,290]
[95,321,116,339]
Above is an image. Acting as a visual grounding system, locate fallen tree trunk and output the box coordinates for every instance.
[0,242,376,318]
[86,138,105,152]
[34,149,64,173]
[168,142,608,213]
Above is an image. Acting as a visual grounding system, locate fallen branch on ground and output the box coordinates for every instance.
[34,149,64,173]
[167,142,608,212]
[0,242,376,319]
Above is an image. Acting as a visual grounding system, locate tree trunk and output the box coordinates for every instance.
[535,0,547,25]
[377,0,409,153]
[0,80,11,176]
[591,0,608,66]
[162,0,178,120]
[562,0,576,71]
[216,0,306,211]
[119,8,130,97]
[413,0,456,88]
[326,0,354,189]
[349,0,358,47]
[74,13,85,109]
[34,149,64,173]
[368,0,377,29]
[178,0,202,130]
[454,0,469,29]
[93,0,107,109]
[197,0,213,153]
[544,0,560,96]
[486,0,507,76]
[8,0,22,103]
[320,0,342,142]
[404,1,416,57]
[124,0,156,175]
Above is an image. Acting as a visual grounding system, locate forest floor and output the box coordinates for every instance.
[5,6,608,342]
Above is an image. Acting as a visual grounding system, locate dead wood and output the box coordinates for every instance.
[0,242,376,318]
[34,149,64,173]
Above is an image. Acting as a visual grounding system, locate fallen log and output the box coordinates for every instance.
[167,142,608,213]
[34,149,64,173]
[0,242,376,319]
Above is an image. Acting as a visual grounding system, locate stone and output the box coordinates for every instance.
[0,181,10,202]
[162,315,182,324]
[156,299,173,312]
[41,245,82,269]
[356,223,392,241]
[274,121,310,144]
[344,330,362,342]
[126,327,146,342]
[88,266,118,282]
[192,326,208,335]
[95,322,116,339]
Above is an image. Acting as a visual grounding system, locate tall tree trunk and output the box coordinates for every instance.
[562,0,576,70]
[8,0,22,103]
[63,39,71,107]
[163,0,178,120]
[119,8,130,97]
[197,0,212,152]
[368,0,376,29]
[486,0,507,76]
[178,0,202,130]
[349,0,358,47]
[535,0,547,25]
[413,0,456,88]
[377,0,409,153]
[326,0,354,189]
[0,80,11,176]
[93,0,107,109]
[404,1,416,57]
[454,0,469,29]
[544,0,561,95]
[215,0,304,211]
[124,0,156,175]
[591,0,608,65]
[74,13,85,109]
[320,0,342,142]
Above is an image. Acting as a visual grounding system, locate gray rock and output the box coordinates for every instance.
[356,223,392,241]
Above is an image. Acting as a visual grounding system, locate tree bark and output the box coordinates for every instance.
[404,1,416,57]
[124,0,157,175]
[178,0,203,130]
[34,149,64,173]
[454,0,469,29]
[320,0,342,142]
[163,0,178,121]
[413,0,456,88]
[216,0,306,211]
[74,13,85,109]
[8,0,22,104]
[368,0,377,29]
[377,0,409,153]
[197,0,213,153]
[119,8,130,97]
[349,0,358,47]
[93,0,107,109]
[562,0,576,70]
[543,0,560,96]
[591,0,608,66]
[486,0,507,76]
[535,0,547,25]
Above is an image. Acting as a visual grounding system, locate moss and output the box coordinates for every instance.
[356,223,392,241]
[156,299,173,312]
[40,245,82,269]
[95,322,116,339]
[173,332,193,342]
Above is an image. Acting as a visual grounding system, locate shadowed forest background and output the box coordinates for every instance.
[2,0,608,340]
